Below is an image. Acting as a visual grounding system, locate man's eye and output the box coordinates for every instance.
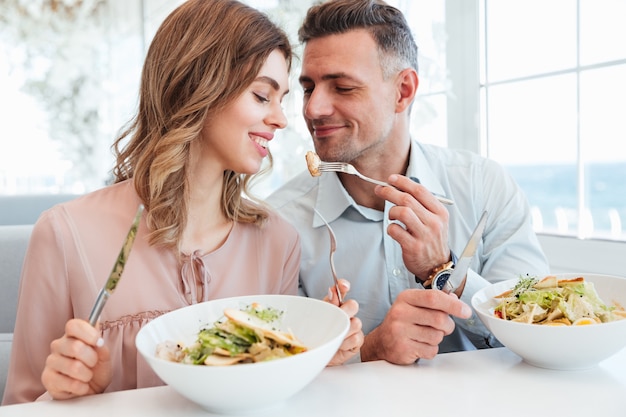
[336,86,354,93]
[254,93,270,103]
[301,87,313,95]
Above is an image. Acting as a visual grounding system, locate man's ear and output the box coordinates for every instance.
[395,68,418,113]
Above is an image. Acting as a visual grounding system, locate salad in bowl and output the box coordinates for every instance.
[472,273,626,370]
[492,275,626,326]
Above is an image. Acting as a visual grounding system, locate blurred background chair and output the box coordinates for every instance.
[0,194,80,225]
[0,224,32,400]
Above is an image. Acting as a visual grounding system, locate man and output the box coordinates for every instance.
[268,0,549,364]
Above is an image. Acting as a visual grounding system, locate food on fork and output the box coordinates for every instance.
[493,275,626,325]
[306,151,321,177]
[156,303,307,366]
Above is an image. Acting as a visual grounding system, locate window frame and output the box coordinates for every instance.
[445,0,625,275]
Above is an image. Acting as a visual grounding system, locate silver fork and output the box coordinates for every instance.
[313,208,343,305]
[318,161,390,187]
[317,161,454,205]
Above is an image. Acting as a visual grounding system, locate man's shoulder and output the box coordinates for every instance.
[419,143,485,162]
[418,143,505,173]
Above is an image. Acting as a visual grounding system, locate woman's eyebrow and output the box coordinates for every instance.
[255,76,289,97]
[256,76,287,92]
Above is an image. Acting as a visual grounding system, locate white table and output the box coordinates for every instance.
[2,347,625,416]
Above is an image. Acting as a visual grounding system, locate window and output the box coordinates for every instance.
[0,0,449,198]
[2,0,624,248]
[480,0,626,241]
[0,0,144,194]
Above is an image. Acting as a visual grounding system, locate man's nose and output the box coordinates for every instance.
[303,88,333,119]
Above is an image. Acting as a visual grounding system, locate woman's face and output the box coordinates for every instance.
[200,49,290,175]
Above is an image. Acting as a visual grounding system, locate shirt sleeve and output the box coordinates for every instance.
[453,158,550,347]
[479,158,550,281]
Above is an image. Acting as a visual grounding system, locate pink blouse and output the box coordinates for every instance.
[2,180,300,405]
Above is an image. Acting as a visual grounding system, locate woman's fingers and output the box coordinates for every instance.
[42,318,112,400]
[325,278,351,305]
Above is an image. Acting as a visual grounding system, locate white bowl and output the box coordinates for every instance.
[471,273,626,370]
[136,294,349,414]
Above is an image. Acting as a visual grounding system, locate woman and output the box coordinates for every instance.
[3,0,362,405]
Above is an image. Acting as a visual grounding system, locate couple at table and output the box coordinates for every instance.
[2,0,548,406]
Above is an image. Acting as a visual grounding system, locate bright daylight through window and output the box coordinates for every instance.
[0,0,624,243]
[480,0,626,241]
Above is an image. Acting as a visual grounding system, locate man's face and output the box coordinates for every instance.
[299,29,400,164]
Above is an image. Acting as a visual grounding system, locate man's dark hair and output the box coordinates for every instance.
[298,0,418,77]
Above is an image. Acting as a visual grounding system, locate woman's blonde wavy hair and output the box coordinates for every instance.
[111,0,292,252]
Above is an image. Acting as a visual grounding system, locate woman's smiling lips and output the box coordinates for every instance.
[251,132,273,157]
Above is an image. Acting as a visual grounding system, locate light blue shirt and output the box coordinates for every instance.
[268,141,550,353]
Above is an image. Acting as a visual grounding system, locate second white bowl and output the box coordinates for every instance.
[472,273,626,370]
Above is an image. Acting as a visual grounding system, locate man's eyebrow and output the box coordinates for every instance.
[299,72,356,84]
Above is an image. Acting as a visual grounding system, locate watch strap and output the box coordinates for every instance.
[414,250,458,288]
[421,260,454,289]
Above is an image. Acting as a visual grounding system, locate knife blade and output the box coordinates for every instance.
[440,210,488,294]
[88,204,144,326]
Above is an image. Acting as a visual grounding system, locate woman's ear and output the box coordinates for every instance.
[395,68,418,113]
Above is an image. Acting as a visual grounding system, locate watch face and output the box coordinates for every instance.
[433,272,451,291]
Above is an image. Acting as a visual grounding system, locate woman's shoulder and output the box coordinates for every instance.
[232,205,300,255]
[34,180,141,235]
[62,180,139,212]
[241,204,299,241]
[264,207,298,236]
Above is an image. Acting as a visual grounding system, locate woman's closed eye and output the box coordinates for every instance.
[253,92,270,103]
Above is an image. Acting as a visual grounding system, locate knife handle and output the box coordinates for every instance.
[88,289,110,326]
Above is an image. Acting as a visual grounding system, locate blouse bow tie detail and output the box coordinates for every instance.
[180,250,211,304]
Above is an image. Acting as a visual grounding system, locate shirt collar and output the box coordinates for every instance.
[311,140,447,227]
[406,141,447,199]
[311,173,353,228]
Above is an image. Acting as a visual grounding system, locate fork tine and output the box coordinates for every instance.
[316,160,454,205]
[319,162,344,169]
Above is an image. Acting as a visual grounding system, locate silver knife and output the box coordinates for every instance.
[88,204,144,326]
[431,210,488,294]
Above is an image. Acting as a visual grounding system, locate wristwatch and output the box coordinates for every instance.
[417,251,458,291]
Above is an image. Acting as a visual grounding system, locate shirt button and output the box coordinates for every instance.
[466,318,475,326]
[392,268,402,277]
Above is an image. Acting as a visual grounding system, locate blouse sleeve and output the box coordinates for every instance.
[2,209,74,404]
[280,226,301,296]
[270,211,300,297]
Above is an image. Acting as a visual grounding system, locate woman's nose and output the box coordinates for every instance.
[267,102,288,129]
